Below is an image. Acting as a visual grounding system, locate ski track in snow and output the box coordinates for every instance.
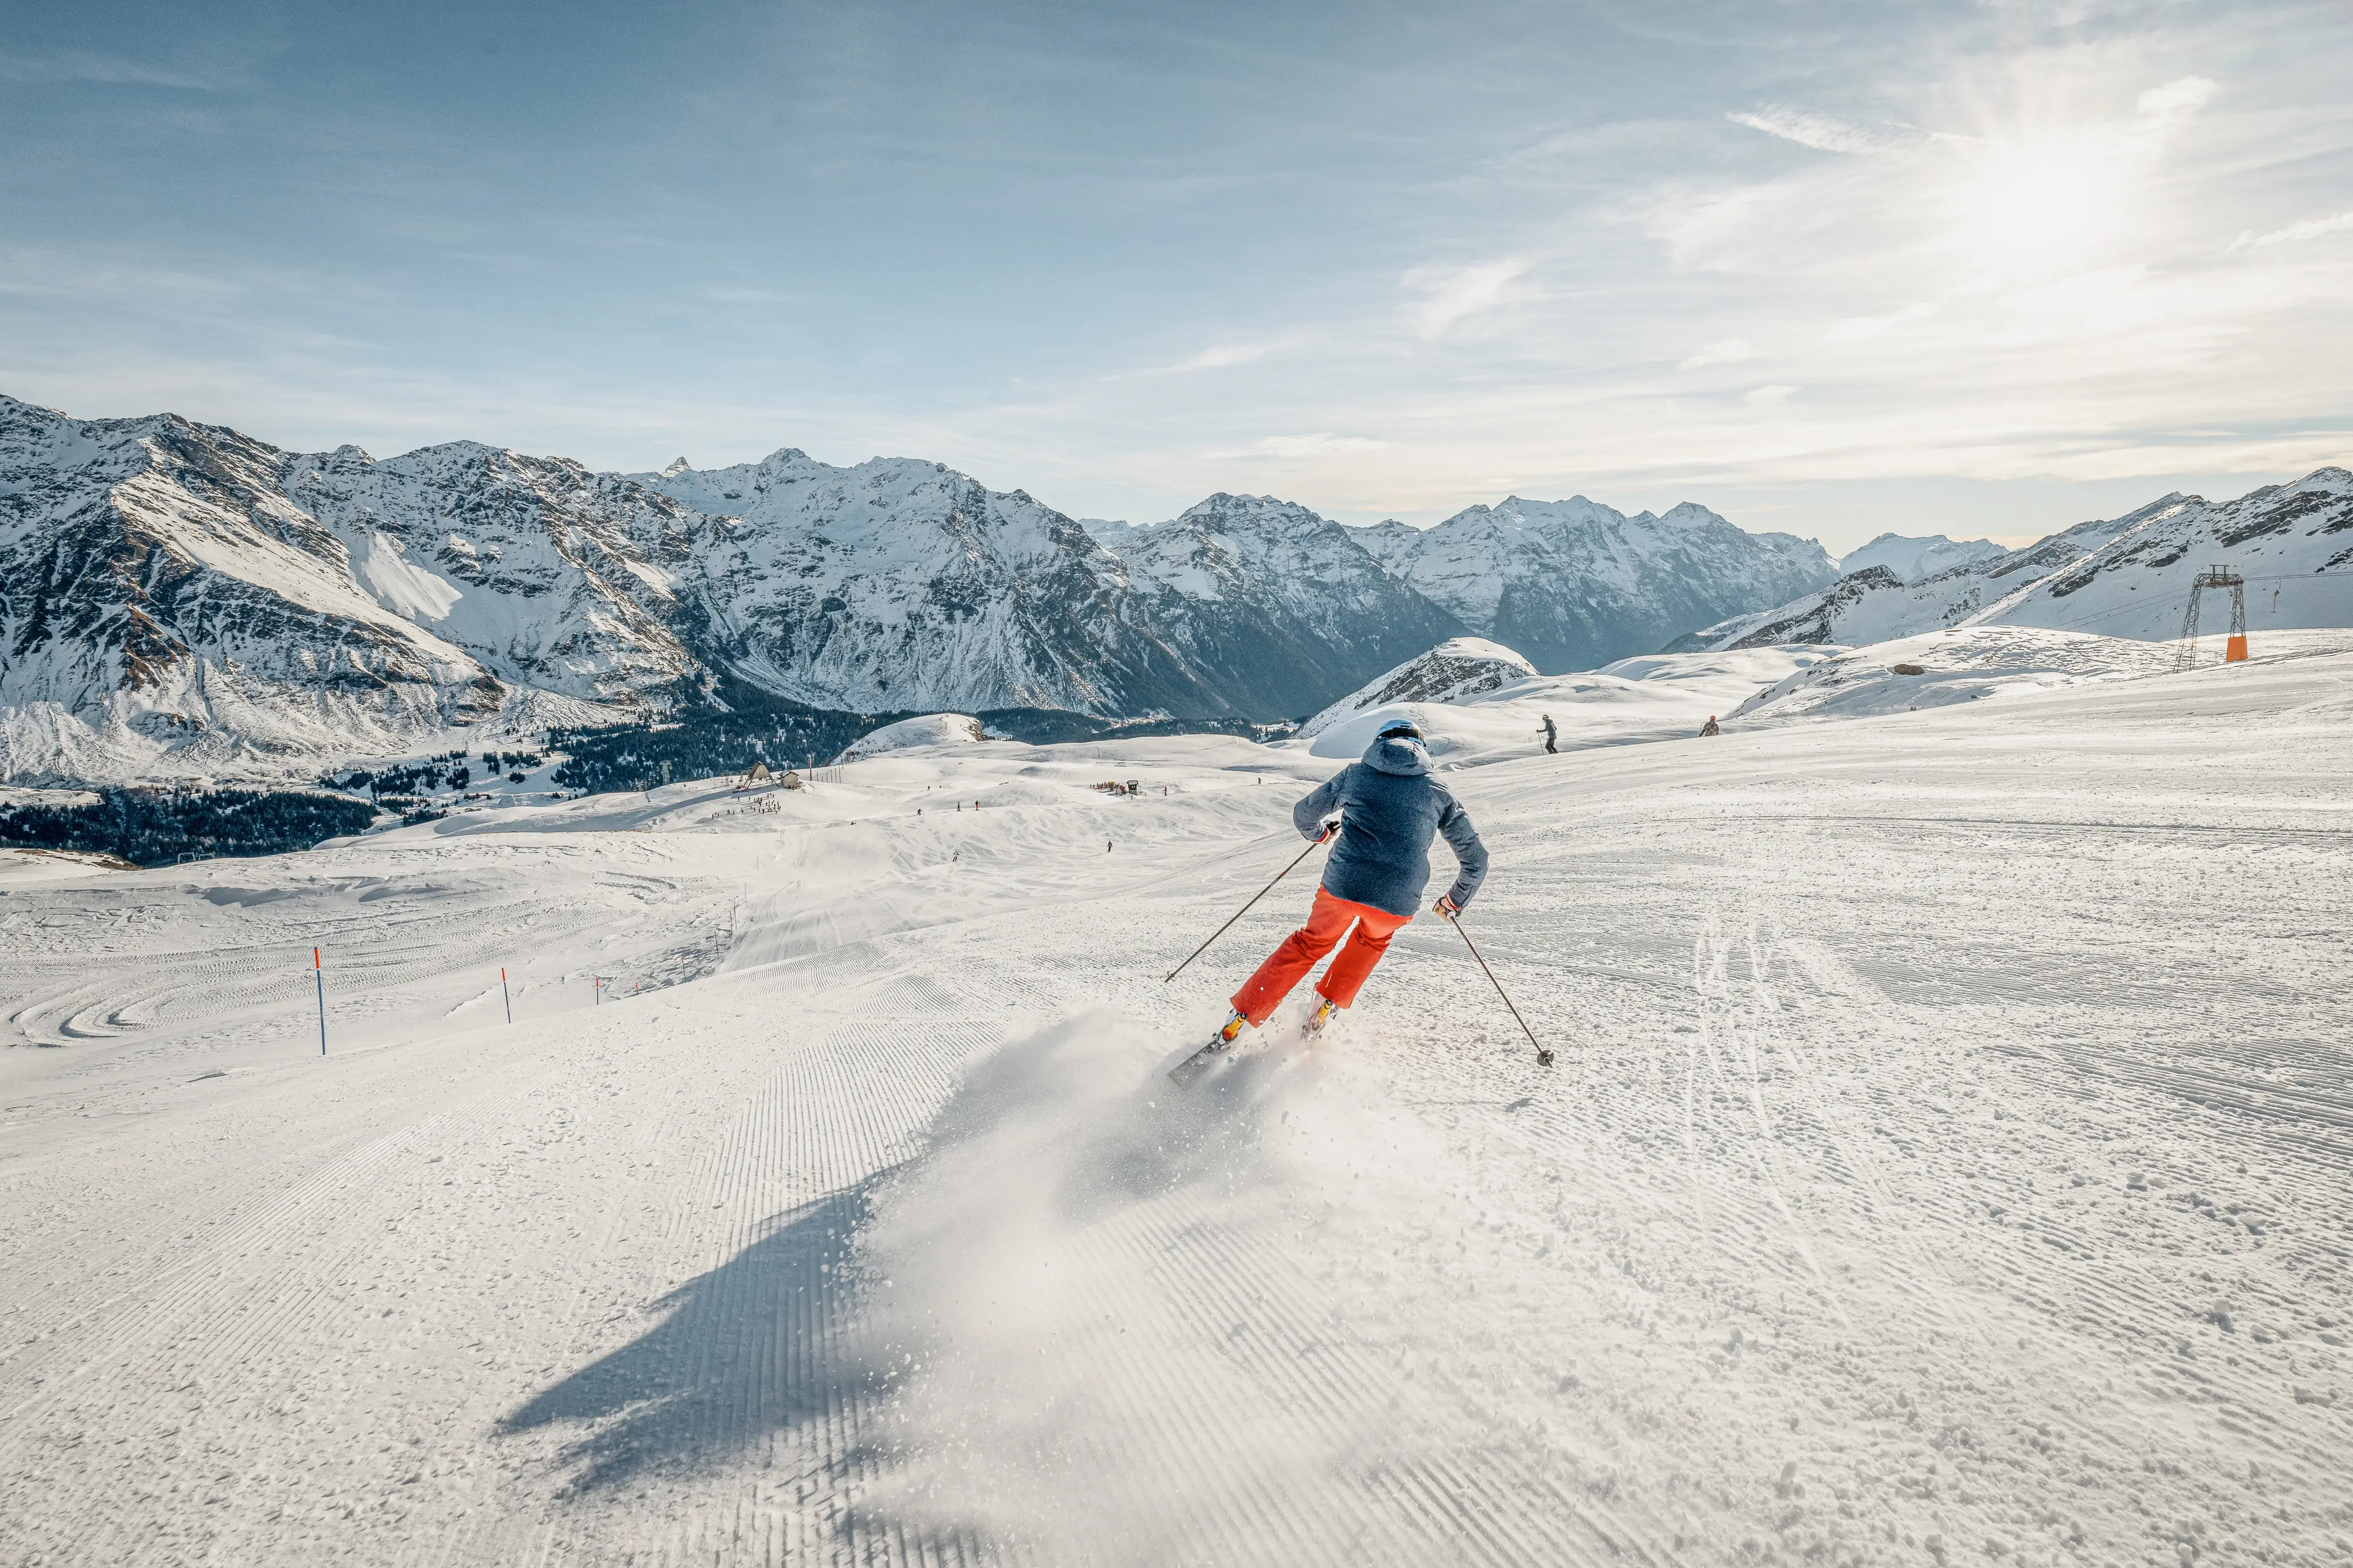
[2,652,2351,1565]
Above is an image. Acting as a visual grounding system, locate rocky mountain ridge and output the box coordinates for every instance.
[1351,494,1836,671]
[1669,469,2353,653]
[1,392,1847,783]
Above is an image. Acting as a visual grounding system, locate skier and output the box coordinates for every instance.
[1193,720,1488,1064]
[1540,713,1558,754]
[1700,715,1720,737]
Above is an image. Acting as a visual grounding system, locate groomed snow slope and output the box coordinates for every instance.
[3,642,2349,1566]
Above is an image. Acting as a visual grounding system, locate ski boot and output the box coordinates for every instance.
[1304,999,1340,1036]
[1169,1010,1249,1087]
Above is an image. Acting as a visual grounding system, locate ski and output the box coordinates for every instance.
[1166,1038,1231,1087]
[1169,1009,1249,1087]
[1171,998,1342,1087]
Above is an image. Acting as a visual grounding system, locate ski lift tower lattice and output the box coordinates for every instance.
[2173,565,2248,672]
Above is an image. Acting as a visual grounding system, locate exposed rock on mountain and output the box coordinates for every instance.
[635,450,1222,716]
[1300,637,1537,739]
[839,712,986,762]
[1993,470,2353,639]
[1669,469,2353,653]
[1352,496,1836,673]
[280,440,707,702]
[1,397,557,782]
[4,392,1862,783]
[1115,494,1468,718]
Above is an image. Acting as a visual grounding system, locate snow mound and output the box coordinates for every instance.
[839,713,986,762]
[1299,638,1537,739]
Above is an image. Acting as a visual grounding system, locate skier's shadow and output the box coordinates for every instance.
[501,1175,886,1493]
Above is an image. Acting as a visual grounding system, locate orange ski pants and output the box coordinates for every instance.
[1231,886,1413,1026]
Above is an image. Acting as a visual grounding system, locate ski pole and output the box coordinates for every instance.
[1164,834,1328,985]
[1445,914,1553,1067]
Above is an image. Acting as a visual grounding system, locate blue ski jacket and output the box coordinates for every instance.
[1294,733,1488,918]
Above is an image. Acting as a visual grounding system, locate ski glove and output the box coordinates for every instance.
[1314,818,1339,843]
[1432,893,1461,919]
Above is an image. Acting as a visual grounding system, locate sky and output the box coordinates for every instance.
[3,0,2349,553]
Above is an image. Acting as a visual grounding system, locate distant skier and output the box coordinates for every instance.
[1540,713,1558,754]
[1700,715,1720,737]
[1187,721,1487,1070]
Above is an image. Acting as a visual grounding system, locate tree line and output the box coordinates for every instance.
[0,789,376,867]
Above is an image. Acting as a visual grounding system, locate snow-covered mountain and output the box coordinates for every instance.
[1669,470,2353,653]
[2,392,1861,782]
[633,449,1229,716]
[1352,496,1836,672]
[1837,532,2007,583]
[1113,494,1468,719]
[0,396,645,782]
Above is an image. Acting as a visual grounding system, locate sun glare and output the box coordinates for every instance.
[1954,140,2125,277]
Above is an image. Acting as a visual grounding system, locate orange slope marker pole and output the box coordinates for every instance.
[314,947,326,1056]
[501,966,512,1025]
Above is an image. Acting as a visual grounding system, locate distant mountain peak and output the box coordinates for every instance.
[1838,532,2005,584]
[1357,490,1836,670]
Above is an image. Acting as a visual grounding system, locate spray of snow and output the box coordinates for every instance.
[850,1011,1486,1560]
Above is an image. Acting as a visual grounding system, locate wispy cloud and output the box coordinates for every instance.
[2135,75,2217,135]
[2228,211,2353,251]
[1819,301,1942,343]
[1108,338,1298,380]
[0,50,220,91]
[1744,385,1799,406]
[1225,433,1387,458]
[1405,258,1534,341]
[701,285,799,306]
[1678,336,1757,369]
[1727,106,1922,156]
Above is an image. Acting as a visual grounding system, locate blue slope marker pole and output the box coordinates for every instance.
[501,966,512,1025]
[314,946,327,1056]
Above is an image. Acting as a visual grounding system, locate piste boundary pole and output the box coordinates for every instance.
[501,966,512,1025]
[1164,835,1328,985]
[1447,915,1553,1068]
[314,947,326,1056]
